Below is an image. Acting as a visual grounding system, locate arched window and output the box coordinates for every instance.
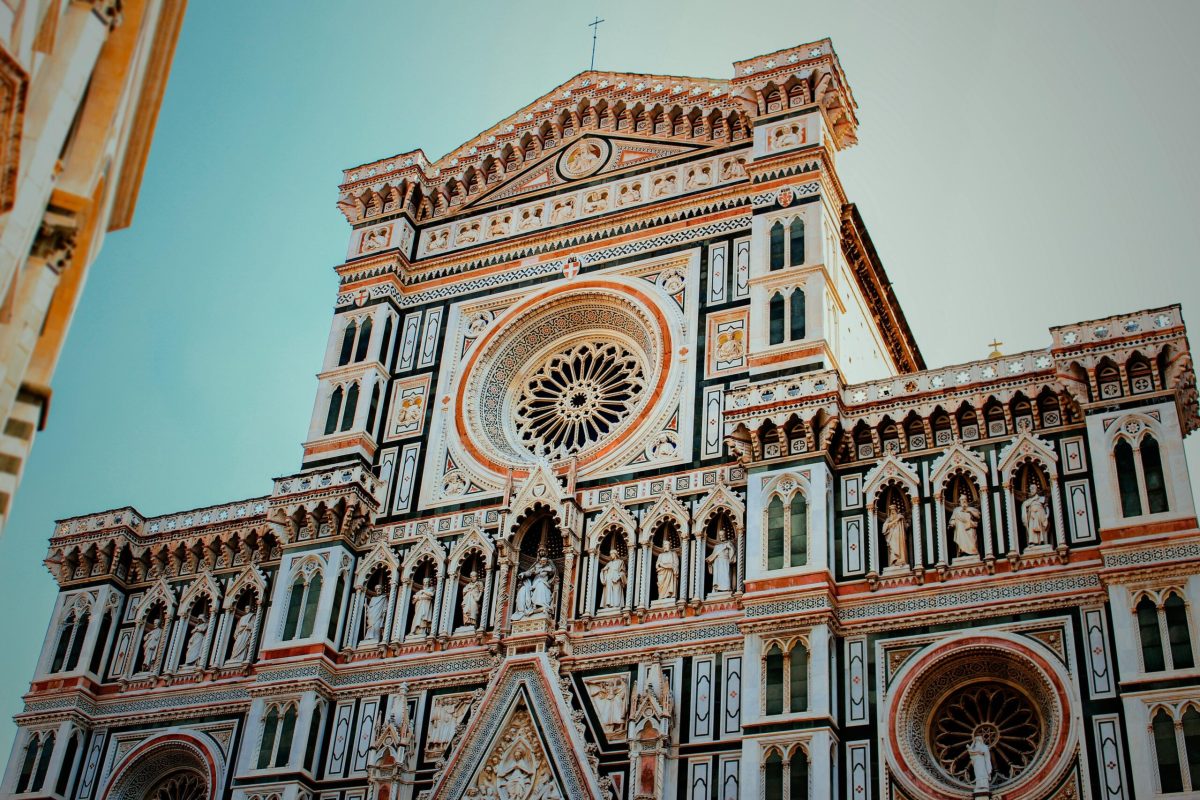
[338,321,356,366]
[275,705,298,768]
[1141,435,1169,513]
[789,289,806,340]
[282,579,305,640]
[89,610,113,675]
[765,645,784,715]
[324,386,343,436]
[50,612,76,673]
[1184,706,1200,789]
[1138,595,1166,672]
[769,293,785,345]
[764,751,784,800]
[789,644,809,712]
[326,572,346,645]
[379,317,393,370]
[300,574,323,638]
[1115,439,1142,517]
[365,383,381,437]
[764,639,808,715]
[257,706,280,769]
[767,497,785,570]
[55,733,80,795]
[769,221,785,270]
[353,317,373,363]
[304,704,325,772]
[64,612,89,671]
[340,383,359,432]
[788,219,805,267]
[789,493,808,567]
[31,732,54,791]
[1165,592,1196,670]
[15,734,39,793]
[790,747,809,799]
[1154,708,1184,793]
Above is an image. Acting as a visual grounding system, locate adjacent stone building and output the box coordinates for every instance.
[7,38,1198,800]
[0,0,186,532]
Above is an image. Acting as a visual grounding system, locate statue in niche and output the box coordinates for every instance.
[948,493,981,557]
[512,547,556,620]
[461,570,483,627]
[181,613,209,667]
[773,122,804,149]
[1021,481,1050,546]
[968,733,993,792]
[706,532,735,593]
[363,584,387,641]
[599,551,626,610]
[427,694,472,756]
[455,223,479,246]
[716,328,745,362]
[360,227,389,252]
[517,206,543,231]
[720,156,747,180]
[409,578,435,637]
[141,619,162,670]
[228,609,255,663]
[489,214,511,237]
[655,544,679,599]
[882,502,908,568]
[590,678,628,735]
[426,229,449,252]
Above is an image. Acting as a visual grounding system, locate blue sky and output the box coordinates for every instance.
[0,0,1198,757]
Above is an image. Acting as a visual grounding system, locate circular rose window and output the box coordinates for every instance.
[456,279,678,476]
[929,683,1041,784]
[514,340,646,460]
[885,636,1076,800]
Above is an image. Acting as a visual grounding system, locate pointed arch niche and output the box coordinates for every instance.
[929,445,994,571]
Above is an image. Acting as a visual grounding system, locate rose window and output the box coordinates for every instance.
[458,282,680,475]
[514,340,646,460]
[146,771,207,800]
[930,683,1041,784]
[887,640,1074,799]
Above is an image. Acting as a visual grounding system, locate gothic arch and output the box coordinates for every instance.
[222,567,267,611]
[400,535,446,582]
[100,730,225,800]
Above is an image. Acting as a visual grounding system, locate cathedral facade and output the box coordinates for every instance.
[6,38,1199,800]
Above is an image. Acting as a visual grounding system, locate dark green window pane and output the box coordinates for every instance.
[767,497,784,570]
[1154,709,1183,793]
[765,647,784,715]
[1115,440,1142,517]
[1139,597,1166,672]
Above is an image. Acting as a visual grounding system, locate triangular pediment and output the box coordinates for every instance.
[430,654,602,800]
[466,134,707,210]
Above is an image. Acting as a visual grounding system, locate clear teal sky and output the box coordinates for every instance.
[1,0,1198,757]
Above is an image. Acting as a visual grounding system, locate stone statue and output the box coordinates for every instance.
[228,610,255,663]
[590,678,628,734]
[655,545,679,599]
[512,547,556,620]
[599,554,626,610]
[1022,483,1050,546]
[882,503,908,567]
[181,614,209,667]
[409,579,435,637]
[530,549,556,612]
[427,695,471,755]
[141,620,162,671]
[513,572,534,620]
[948,494,981,557]
[461,570,483,627]
[363,586,387,641]
[968,733,993,792]
[706,533,735,593]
